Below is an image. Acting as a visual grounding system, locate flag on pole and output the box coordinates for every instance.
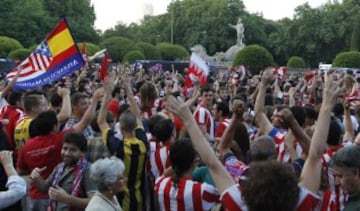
[6,19,84,90]
[184,53,209,88]
[99,52,111,81]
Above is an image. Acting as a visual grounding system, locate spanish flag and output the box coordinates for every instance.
[7,19,84,90]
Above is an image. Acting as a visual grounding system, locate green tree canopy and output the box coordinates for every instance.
[156,43,189,61]
[100,37,136,62]
[332,51,360,68]
[287,56,306,68]
[123,50,145,63]
[233,44,275,75]
[135,42,161,60]
[8,48,31,61]
[0,36,23,58]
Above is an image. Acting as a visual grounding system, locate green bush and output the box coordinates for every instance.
[156,42,189,61]
[287,56,306,68]
[123,50,145,63]
[100,36,136,62]
[0,36,23,58]
[77,42,101,56]
[332,51,360,68]
[8,48,31,61]
[135,42,161,60]
[233,44,275,75]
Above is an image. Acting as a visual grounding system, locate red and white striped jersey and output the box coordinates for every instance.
[215,117,231,139]
[148,141,171,179]
[321,145,347,211]
[220,184,320,211]
[317,189,336,211]
[268,128,303,163]
[143,98,164,119]
[193,105,214,141]
[155,176,219,211]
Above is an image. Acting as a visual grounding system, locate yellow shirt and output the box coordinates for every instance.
[14,118,32,151]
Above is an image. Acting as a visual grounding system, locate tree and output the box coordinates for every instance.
[100,37,136,61]
[350,13,360,50]
[156,43,189,61]
[0,36,23,58]
[123,50,145,63]
[42,0,99,43]
[8,48,31,61]
[135,42,161,60]
[233,44,275,75]
[332,51,360,68]
[287,56,306,68]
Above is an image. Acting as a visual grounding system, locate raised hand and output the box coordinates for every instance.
[261,68,274,86]
[323,72,343,107]
[49,185,69,202]
[93,88,105,100]
[103,76,114,96]
[0,151,13,167]
[57,87,70,97]
[165,95,189,119]
[30,166,47,180]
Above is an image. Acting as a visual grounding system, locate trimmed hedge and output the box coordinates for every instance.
[287,56,306,68]
[332,51,360,68]
[100,36,136,61]
[123,50,145,63]
[156,42,189,61]
[135,42,161,60]
[8,48,31,60]
[0,36,23,58]
[233,44,275,75]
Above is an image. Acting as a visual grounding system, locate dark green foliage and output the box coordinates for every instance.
[135,42,162,60]
[123,50,145,63]
[0,36,23,58]
[100,37,136,62]
[156,43,189,61]
[332,51,360,68]
[287,56,307,68]
[233,44,275,75]
[8,48,31,60]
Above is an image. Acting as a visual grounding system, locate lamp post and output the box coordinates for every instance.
[171,2,174,44]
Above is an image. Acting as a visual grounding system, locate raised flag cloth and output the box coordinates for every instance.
[185,53,209,88]
[6,19,84,90]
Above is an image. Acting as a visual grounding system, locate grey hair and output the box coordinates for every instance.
[250,135,276,161]
[90,156,125,191]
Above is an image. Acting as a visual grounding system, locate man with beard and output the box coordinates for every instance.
[30,132,96,211]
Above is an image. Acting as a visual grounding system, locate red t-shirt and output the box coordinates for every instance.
[17,129,73,199]
[0,105,24,150]
[107,99,120,119]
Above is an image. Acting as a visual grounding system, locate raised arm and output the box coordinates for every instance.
[122,77,143,128]
[165,96,234,193]
[56,87,71,124]
[218,99,245,155]
[343,100,354,142]
[97,77,113,132]
[278,108,310,155]
[254,69,274,134]
[299,73,341,193]
[73,88,104,133]
[1,66,23,98]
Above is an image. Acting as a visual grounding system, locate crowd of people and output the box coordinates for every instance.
[0,64,360,211]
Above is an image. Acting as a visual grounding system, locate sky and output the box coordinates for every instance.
[91,0,336,31]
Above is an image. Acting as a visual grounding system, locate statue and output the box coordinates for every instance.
[229,18,244,46]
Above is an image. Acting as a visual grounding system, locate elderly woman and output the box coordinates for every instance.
[85,157,125,211]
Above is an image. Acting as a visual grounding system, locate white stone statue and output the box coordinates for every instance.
[229,18,244,46]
